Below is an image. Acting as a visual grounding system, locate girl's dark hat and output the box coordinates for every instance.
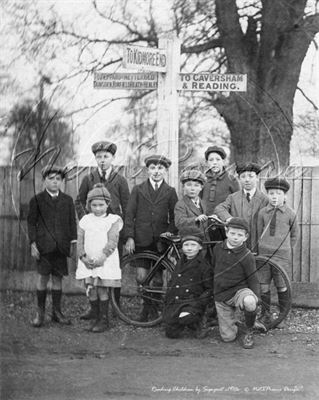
[205,146,226,160]
[227,217,249,233]
[236,162,261,175]
[144,155,172,168]
[264,177,290,193]
[41,165,66,179]
[181,235,203,245]
[91,141,117,155]
[180,169,206,185]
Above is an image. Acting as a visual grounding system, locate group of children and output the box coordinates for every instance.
[27,141,298,349]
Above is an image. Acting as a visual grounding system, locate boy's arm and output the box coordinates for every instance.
[124,186,138,240]
[290,210,299,248]
[119,177,130,218]
[198,265,214,308]
[27,196,38,244]
[257,209,265,243]
[167,188,178,234]
[214,194,233,222]
[75,175,89,220]
[103,217,123,257]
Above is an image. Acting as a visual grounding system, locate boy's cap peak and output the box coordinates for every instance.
[236,162,261,175]
[181,235,202,245]
[180,169,206,185]
[264,176,290,193]
[227,217,249,233]
[144,154,171,168]
[92,141,117,155]
[205,145,226,160]
[41,165,66,179]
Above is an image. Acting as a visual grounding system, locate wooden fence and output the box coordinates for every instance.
[0,165,318,284]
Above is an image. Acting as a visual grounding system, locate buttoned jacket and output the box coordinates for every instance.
[27,190,77,256]
[124,180,178,247]
[163,254,214,323]
[214,189,269,251]
[174,195,209,240]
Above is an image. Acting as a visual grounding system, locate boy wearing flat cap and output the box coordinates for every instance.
[212,218,261,349]
[163,235,214,339]
[125,154,178,322]
[175,169,209,242]
[214,162,268,251]
[27,165,77,327]
[257,177,299,329]
[75,140,129,318]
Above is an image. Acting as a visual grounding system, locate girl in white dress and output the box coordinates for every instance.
[76,184,123,332]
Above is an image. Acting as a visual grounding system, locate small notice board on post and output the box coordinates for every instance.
[178,73,247,92]
[94,72,158,90]
[122,44,167,73]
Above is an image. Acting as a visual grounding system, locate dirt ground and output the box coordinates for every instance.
[1,291,319,400]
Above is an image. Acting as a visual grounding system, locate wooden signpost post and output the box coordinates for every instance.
[94,36,247,188]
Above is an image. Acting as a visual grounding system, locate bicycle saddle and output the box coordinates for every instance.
[159,234,181,244]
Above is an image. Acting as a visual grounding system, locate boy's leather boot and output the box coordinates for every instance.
[258,291,273,330]
[88,300,100,331]
[82,300,99,321]
[51,290,71,325]
[277,290,290,328]
[32,290,46,327]
[239,310,256,349]
[92,300,109,333]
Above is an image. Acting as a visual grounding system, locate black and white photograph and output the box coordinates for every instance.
[0,0,319,399]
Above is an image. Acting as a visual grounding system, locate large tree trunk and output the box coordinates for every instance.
[212,0,319,169]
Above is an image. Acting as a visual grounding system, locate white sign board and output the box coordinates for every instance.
[178,74,247,92]
[94,72,158,90]
[123,44,167,73]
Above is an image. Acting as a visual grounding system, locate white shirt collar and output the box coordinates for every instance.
[98,166,112,179]
[149,178,163,190]
[46,189,59,198]
[244,188,257,197]
[191,197,201,207]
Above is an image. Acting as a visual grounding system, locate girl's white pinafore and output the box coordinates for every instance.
[76,213,123,285]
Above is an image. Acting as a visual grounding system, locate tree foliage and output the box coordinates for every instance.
[3,0,319,169]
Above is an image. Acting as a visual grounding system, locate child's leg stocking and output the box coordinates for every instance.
[92,288,109,333]
[51,276,71,325]
[278,289,289,314]
[32,290,47,327]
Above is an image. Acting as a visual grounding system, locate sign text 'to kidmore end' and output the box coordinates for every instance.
[123,44,167,73]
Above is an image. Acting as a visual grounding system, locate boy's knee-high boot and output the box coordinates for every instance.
[32,290,46,327]
[239,310,256,349]
[92,300,109,333]
[114,288,121,308]
[51,290,71,325]
[244,309,256,330]
[260,292,271,316]
[278,290,290,315]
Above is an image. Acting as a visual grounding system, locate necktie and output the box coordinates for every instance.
[246,192,251,202]
[154,182,159,191]
[101,171,106,182]
[269,208,278,236]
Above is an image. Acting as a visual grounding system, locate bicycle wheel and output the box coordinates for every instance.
[255,255,292,329]
[110,251,174,327]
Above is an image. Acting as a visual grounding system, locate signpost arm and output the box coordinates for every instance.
[157,35,181,189]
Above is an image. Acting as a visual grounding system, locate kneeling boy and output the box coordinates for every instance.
[163,235,214,339]
[212,218,261,349]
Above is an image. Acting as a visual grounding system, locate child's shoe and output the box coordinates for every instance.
[31,309,45,328]
[92,300,109,333]
[52,310,71,325]
[238,329,254,349]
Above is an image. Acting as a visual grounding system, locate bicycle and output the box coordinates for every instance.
[110,216,292,329]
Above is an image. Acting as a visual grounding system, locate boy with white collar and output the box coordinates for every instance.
[214,162,268,251]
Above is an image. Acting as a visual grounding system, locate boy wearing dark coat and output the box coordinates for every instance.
[212,218,261,349]
[125,154,178,321]
[174,169,208,241]
[27,165,77,327]
[163,235,214,338]
[257,177,299,329]
[214,162,268,251]
[75,141,130,319]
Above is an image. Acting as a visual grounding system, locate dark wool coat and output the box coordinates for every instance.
[201,169,240,215]
[174,195,209,240]
[212,241,261,302]
[257,204,299,271]
[163,254,214,324]
[75,167,130,220]
[27,190,77,256]
[124,180,178,247]
[214,189,269,251]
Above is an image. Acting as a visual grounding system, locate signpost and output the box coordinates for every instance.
[94,37,248,188]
